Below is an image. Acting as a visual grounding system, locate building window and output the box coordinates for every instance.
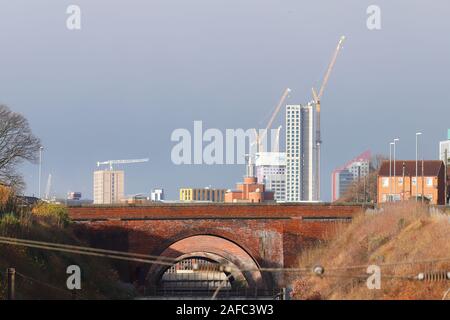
[426,177,433,187]
[412,177,417,186]
[382,177,389,187]
[398,177,403,185]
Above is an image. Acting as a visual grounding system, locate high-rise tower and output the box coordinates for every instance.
[286,103,315,202]
[93,170,124,204]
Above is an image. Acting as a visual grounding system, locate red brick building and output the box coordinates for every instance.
[447,166,450,204]
[377,160,446,205]
[225,176,274,203]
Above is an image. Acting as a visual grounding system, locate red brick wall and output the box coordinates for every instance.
[69,203,361,220]
[69,203,362,288]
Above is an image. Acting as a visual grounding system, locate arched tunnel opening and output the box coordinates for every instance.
[159,255,249,292]
[144,235,275,298]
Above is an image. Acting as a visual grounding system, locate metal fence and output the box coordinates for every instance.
[142,286,284,300]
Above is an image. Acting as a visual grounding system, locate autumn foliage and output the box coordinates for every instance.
[292,202,450,300]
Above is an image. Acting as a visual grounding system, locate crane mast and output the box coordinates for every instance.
[312,35,345,201]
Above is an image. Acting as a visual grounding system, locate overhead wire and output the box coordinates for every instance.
[1,236,449,283]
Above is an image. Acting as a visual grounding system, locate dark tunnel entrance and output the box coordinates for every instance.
[159,256,248,292]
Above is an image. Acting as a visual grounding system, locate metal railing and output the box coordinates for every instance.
[142,286,283,300]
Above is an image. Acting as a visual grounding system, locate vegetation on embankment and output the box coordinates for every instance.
[0,200,137,300]
[0,105,136,299]
[292,202,450,300]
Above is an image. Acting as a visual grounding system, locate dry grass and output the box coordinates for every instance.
[0,212,136,300]
[292,201,450,300]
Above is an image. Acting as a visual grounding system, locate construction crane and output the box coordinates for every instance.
[256,88,291,152]
[312,35,346,201]
[96,158,149,171]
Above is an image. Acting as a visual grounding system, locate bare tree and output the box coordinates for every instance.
[0,105,41,191]
[337,154,387,204]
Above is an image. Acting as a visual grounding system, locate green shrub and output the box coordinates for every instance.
[0,213,21,235]
[32,202,70,227]
[0,213,20,226]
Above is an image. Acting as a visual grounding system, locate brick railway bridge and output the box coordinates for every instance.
[68,203,364,294]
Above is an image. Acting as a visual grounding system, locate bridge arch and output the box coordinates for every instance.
[146,234,269,290]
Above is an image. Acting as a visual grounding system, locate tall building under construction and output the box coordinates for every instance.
[93,170,124,204]
[285,103,316,202]
[255,151,286,202]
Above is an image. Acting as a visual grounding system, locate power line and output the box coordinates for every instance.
[239,257,450,274]
[325,258,450,271]
[1,236,449,281]
[2,237,447,301]
[0,236,175,262]
[0,238,174,267]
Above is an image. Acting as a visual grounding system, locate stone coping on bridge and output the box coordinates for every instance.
[68,201,366,208]
[68,202,366,221]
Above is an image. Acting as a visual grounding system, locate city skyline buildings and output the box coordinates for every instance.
[4,2,449,202]
[331,150,371,202]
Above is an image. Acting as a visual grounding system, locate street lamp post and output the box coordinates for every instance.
[415,132,422,201]
[393,138,399,200]
[357,164,361,203]
[389,142,394,201]
[38,146,44,199]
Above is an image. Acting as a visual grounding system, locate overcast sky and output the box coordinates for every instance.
[1,0,449,201]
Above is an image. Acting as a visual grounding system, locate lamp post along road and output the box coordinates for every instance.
[445,149,448,206]
[393,138,399,200]
[389,142,394,201]
[415,132,422,201]
[422,158,425,204]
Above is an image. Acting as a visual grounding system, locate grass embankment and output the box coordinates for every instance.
[0,201,136,300]
[292,202,450,300]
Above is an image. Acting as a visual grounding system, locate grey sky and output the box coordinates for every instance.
[1,0,449,200]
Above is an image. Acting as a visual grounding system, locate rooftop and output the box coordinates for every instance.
[378,160,444,177]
